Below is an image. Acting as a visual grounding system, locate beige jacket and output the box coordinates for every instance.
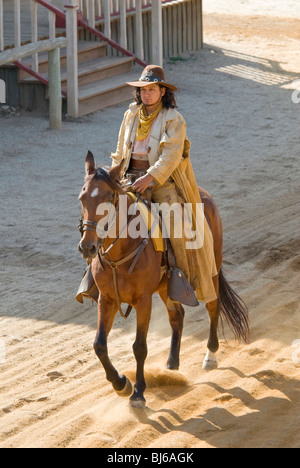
[111,103,218,303]
[111,103,188,185]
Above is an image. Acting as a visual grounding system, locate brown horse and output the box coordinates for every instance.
[78,151,249,408]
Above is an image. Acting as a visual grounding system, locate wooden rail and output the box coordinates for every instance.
[0,36,67,65]
[0,37,67,129]
[0,0,202,117]
[0,1,199,65]
[76,0,203,65]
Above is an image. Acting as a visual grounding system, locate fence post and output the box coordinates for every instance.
[48,8,56,40]
[151,0,163,66]
[135,0,144,61]
[14,0,21,48]
[0,0,4,51]
[65,3,78,118]
[119,0,127,50]
[87,0,95,28]
[48,46,62,129]
[30,0,38,71]
[103,0,111,39]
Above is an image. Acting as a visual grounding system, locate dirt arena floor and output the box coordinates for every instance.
[0,3,300,448]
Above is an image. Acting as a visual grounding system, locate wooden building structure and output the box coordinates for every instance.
[0,0,203,116]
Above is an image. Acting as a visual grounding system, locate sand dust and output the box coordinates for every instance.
[0,2,299,448]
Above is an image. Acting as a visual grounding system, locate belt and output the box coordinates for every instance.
[131,153,149,161]
[129,159,150,170]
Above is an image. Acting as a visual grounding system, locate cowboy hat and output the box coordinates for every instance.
[127,65,178,92]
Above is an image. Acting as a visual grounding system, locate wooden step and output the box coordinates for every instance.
[19,41,106,81]
[78,70,138,116]
[61,56,134,88]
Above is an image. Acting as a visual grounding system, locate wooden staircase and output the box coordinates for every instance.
[19,40,139,116]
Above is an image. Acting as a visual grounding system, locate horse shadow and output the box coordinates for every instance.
[129,366,300,448]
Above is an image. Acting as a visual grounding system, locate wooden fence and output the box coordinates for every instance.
[0,0,203,64]
[0,0,202,117]
[76,0,203,64]
[0,36,67,128]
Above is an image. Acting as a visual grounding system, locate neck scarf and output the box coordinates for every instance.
[136,103,163,141]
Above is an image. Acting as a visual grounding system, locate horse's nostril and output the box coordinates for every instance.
[89,245,96,255]
[78,241,97,259]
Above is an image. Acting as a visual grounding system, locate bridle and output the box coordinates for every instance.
[78,189,119,248]
[78,187,153,319]
[78,219,98,234]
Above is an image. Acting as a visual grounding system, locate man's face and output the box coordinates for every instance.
[140,84,166,107]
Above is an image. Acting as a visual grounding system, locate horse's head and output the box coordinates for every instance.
[78,151,124,259]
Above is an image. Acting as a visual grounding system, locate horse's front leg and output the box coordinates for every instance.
[94,294,132,396]
[130,296,152,408]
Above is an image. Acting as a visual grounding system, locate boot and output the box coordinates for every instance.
[76,264,99,303]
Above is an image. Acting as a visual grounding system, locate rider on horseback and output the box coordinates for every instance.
[111,65,218,303]
[77,65,218,305]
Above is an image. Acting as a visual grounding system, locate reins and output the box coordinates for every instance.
[79,190,154,319]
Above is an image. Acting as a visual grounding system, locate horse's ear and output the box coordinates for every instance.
[109,159,125,181]
[85,150,95,175]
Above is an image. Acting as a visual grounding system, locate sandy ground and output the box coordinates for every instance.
[0,2,300,449]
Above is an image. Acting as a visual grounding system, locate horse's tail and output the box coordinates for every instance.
[218,268,250,343]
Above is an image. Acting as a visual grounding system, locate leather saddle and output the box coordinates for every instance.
[76,173,199,307]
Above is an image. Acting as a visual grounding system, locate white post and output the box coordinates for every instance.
[0,0,4,51]
[87,0,95,27]
[151,0,162,66]
[48,10,56,40]
[65,3,79,118]
[14,0,21,48]
[30,0,38,71]
[135,0,144,61]
[119,0,127,50]
[103,0,111,39]
[95,0,101,17]
[48,46,62,130]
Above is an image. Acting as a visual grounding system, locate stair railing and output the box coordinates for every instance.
[0,0,199,118]
[0,36,67,129]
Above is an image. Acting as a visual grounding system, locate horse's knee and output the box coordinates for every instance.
[133,340,147,361]
[167,301,185,329]
[94,341,107,359]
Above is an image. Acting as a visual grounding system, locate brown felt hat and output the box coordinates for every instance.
[127,65,178,92]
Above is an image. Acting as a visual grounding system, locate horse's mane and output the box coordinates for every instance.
[87,166,123,193]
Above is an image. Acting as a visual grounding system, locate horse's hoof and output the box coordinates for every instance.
[167,359,179,370]
[130,398,146,409]
[202,359,218,371]
[116,376,132,397]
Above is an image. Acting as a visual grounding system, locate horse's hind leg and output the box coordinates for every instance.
[159,285,185,371]
[203,275,220,370]
[94,295,132,396]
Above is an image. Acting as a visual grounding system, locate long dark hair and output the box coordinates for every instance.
[134,85,177,109]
